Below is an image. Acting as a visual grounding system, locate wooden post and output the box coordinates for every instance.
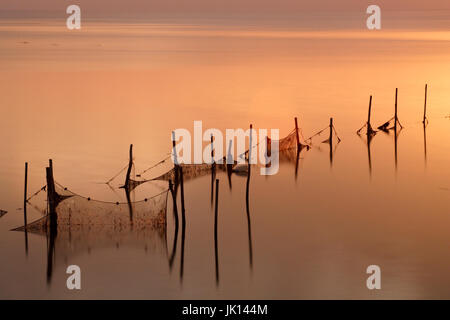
[211,134,214,163]
[168,179,179,269]
[24,162,28,228]
[46,166,57,231]
[294,117,300,150]
[172,131,179,166]
[124,144,133,189]
[329,118,333,145]
[394,88,398,130]
[214,178,219,285]
[172,132,179,184]
[245,157,253,268]
[180,167,186,220]
[179,167,186,281]
[248,124,253,166]
[210,135,215,206]
[24,162,29,254]
[329,118,333,166]
[368,96,372,126]
[423,84,428,124]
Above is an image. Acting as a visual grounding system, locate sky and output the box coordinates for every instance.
[0,1,449,31]
[1,0,450,18]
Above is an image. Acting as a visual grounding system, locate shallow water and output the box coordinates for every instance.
[0,21,449,299]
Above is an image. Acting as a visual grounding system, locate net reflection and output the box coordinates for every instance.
[13,185,169,284]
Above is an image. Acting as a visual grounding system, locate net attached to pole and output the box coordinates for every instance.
[267,127,310,152]
[377,116,403,132]
[15,182,169,232]
[306,124,342,146]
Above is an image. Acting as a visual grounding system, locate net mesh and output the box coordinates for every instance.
[54,184,168,228]
[306,124,341,146]
[17,183,169,232]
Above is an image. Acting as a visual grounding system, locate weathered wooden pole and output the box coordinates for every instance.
[210,134,215,206]
[368,95,373,128]
[245,158,253,268]
[172,131,179,184]
[248,124,253,167]
[168,179,179,270]
[329,118,333,145]
[124,144,133,189]
[423,84,428,124]
[214,178,220,285]
[394,88,398,130]
[24,162,29,254]
[329,118,333,166]
[179,166,186,281]
[180,167,186,220]
[46,166,57,233]
[294,117,300,150]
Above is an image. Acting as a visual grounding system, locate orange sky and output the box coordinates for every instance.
[2,1,450,31]
[2,1,450,16]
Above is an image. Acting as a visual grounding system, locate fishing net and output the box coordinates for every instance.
[54,183,168,228]
[377,116,403,131]
[306,123,341,146]
[17,182,169,231]
[13,213,168,269]
[266,127,310,153]
[357,122,377,137]
[109,123,311,190]
[152,163,227,182]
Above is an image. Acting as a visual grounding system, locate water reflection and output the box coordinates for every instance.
[168,179,178,270]
[245,159,253,270]
[423,122,428,166]
[214,179,220,286]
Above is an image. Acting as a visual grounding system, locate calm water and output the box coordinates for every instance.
[0,21,449,299]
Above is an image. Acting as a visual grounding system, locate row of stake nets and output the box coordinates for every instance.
[108,122,326,192]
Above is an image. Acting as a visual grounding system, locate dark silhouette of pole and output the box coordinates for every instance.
[246,123,254,269]
[123,144,133,189]
[294,117,300,151]
[395,88,398,125]
[179,167,186,282]
[168,179,179,270]
[295,149,300,181]
[46,165,57,233]
[214,179,220,286]
[46,161,57,285]
[24,162,28,255]
[423,84,428,124]
[368,95,373,133]
[245,160,253,269]
[210,134,215,206]
[367,135,373,177]
[329,118,333,166]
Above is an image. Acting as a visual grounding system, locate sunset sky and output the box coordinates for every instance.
[1,0,450,29]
